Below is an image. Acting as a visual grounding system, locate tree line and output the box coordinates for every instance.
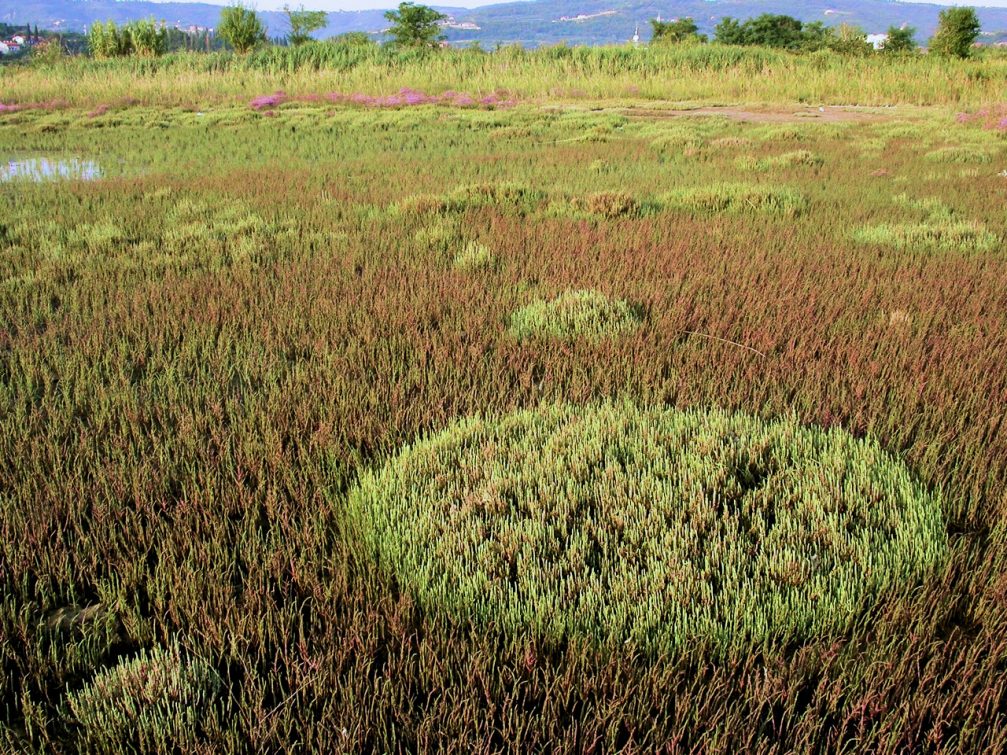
[68,2,988,60]
[83,2,445,59]
[652,8,983,59]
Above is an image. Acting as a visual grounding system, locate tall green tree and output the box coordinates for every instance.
[930,7,981,58]
[283,5,327,46]
[799,21,834,52]
[218,4,266,54]
[713,17,745,45]
[383,2,446,48]
[882,25,917,54]
[746,14,805,49]
[829,24,872,56]
[650,17,705,44]
[713,14,809,51]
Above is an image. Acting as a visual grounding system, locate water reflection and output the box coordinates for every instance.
[1,157,102,182]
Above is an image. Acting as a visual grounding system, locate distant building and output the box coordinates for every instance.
[0,33,44,55]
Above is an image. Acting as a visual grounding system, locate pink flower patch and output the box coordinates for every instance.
[250,91,287,110]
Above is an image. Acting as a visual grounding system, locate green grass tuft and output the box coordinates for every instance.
[661,183,807,217]
[402,182,546,216]
[453,241,497,272]
[64,643,221,750]
[853,221,997,252]
[735,150,824,171]
[508,289,642,341]
[924,147,992,164]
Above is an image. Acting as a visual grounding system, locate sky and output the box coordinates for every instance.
[149,0,1007,12]
[153,0,515,9]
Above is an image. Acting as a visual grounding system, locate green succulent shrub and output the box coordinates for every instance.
[452,241,497,271]
[349,402,946,655]
[64,643,220,750]
[924,147,992,164]
[576,191,640,219]
[413,218,461,253]
[853,221,997,252]
[892,193,954,220]
[162,197,270,265]
[402,182,547,216]
[662,183,807,216]
[508,289,643,341]
[735,150,824,171]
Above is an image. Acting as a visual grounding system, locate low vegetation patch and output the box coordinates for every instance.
[402,182,546,216]
[349,403,946,655]
[662,183,807,217]
[414,219,461,253]
[452,241,497,271]
[736,150,824,171]
[507,289,643,341]
[573,191,640,219]
[892,192,954,219]
[854,221,997,251]
[163,196,271,266]
[64,643,220,750]
[924,146,992,164]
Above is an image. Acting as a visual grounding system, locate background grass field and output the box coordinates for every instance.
[4,43,1007,109]
[2,81,1007,751]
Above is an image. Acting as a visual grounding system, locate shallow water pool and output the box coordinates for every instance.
[1,157,102,182]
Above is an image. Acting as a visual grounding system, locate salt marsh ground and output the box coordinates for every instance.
[2,51,1007,751]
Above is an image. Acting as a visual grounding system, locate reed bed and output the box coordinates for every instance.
[3,42,1007,110]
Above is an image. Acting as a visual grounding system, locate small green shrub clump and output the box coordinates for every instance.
[452,241,497,271]
[892,192,954,220]
[709,136,753,149]
[402,182,546,216]
[574,191,640,219]
[64,643,220,750]
[414,219,460,253]
[853,221,997,252]
[736,150,824,171]
[349,403,946,655]
[508,289,643,341]
[662,183,807,217]
[163,196,270,265]
[924,146,992,164]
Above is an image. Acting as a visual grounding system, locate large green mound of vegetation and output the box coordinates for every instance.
[349,403,946,654]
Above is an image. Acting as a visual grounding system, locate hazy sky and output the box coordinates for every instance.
[158,0,1007,12]
[164,0,516,9]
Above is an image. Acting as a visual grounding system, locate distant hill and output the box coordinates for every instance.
[0,1,388,38]
[7,0,1007,47]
